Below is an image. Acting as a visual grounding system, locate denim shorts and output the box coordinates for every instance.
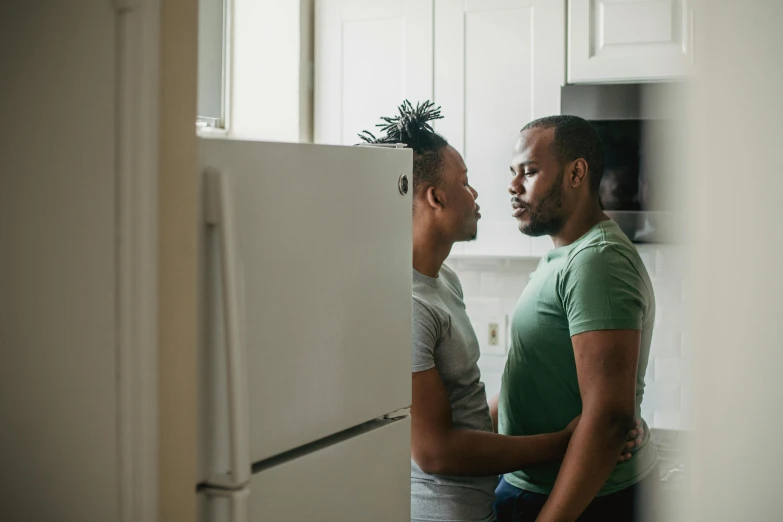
[493,466,659,522]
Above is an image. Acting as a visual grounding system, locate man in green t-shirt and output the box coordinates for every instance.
[492,116,658,522]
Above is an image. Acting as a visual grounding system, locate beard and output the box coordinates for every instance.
[518,172,566,237]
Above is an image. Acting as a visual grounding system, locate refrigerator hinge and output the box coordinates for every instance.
[204,472,251,490]
[201,485,250,497]
[112,0,141,13]
[383,407,410,420]
[199,487,250,522]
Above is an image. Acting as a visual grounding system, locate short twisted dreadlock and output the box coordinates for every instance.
[359,100,449,196]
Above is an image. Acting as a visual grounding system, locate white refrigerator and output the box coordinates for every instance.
[196,138,413,521]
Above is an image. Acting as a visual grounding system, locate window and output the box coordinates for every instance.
[197,0,229,130]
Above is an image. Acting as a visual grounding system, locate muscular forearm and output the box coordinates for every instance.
[417,428,570,477]
[536,411,633,522]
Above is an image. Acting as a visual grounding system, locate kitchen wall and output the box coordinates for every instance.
[449,243,691,431]
[159,0,200,520]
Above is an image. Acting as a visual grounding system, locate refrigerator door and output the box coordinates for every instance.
[198,139,413,482]
[198,416,411,522]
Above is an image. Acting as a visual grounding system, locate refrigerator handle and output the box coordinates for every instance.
[205,168,252,488]
[201,487,250,522]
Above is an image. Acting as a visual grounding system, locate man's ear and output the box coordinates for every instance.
[570,158,589,188]
[425,185,446,211]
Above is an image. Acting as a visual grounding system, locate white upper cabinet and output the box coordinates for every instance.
[568,0,696,83]
[314,0,434,145]
[435,0,565,258]
[315,0,565,258]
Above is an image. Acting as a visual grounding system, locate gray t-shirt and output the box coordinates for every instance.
[411,265,497,522]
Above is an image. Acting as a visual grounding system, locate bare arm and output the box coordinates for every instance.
[536,329,640,522]
[488,392,499,433]
[412,368,571,477]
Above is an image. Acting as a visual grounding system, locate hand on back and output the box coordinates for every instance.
[563,416,644,463]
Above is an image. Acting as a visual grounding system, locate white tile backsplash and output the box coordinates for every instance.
[654,357,682,383]
[650,329,682,357]
[478,272,508,297]
[653,410,683,430]
[680,385,692,411]
[644,382,681,411]
[448,244,691,430]
[456,270,481,296]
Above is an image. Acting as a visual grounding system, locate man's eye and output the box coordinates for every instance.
[525,171,537,177]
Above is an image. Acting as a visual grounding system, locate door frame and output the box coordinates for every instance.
[115,1,161,521]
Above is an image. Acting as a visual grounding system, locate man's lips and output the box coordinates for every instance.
[511,200,528,218]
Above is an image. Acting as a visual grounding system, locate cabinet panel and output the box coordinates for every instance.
[315,0,433,145]
[318,0,565,257]
[568,0,695,83]
[602,1,673,45]
[435,0,564,257]
[341,17,406,145]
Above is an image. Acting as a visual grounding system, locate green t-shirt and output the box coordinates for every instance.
[499,220,658,496]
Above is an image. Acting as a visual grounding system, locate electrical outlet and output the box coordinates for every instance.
[464,298,507,355]
[488,323,499,346]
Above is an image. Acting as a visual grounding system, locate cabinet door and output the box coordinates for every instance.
[435,0,565,258]
[568,0,695,83]
[315,0,434,145]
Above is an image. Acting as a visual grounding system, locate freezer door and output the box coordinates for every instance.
[198,140,413,482]
[198,416,411,522]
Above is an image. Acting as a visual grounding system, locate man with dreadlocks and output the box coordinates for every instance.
[360,102,642,522]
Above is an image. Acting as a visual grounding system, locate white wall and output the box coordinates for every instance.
[0,2,119,520]
[159,0,200,520]
[686,1,783,520]
[449,244,691,431]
